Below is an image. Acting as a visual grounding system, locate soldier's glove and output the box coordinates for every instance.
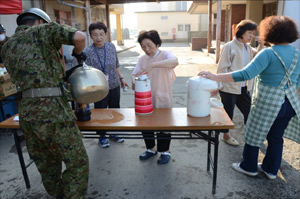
[65,64,82,81]
[72,51,87,64]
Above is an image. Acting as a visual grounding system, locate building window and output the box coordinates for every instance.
[176,1,187,11]
[264,2,277,17]
[161,32,168,36]
[178,24,183,31]
[54,10,71,25]
[161,16,168,20]
[185,24,191,31]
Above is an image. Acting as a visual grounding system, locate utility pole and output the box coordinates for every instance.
[105,3,111,42]
[215,0,221,64]
[85,0,91,46]
[207,0,212,53]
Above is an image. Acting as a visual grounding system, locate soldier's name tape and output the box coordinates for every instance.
[22,87,62,98]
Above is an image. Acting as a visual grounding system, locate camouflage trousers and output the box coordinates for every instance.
[20,120,89,199]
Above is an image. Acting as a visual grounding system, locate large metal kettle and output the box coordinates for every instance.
[67,62,109,104]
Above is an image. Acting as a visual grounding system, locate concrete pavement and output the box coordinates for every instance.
[0,41,299,199]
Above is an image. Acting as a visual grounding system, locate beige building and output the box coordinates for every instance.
[134,1,202,42]
[137,11,199,42]
[188,0,300,45]
[187,0,299,61]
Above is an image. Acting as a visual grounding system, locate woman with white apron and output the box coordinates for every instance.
[199,15,300,180]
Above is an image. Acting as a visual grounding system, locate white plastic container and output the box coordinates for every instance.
[187,77,218,117]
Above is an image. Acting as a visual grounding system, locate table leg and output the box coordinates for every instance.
[212,130,220,194]
[207,131,211,172]
[12,129,31,189]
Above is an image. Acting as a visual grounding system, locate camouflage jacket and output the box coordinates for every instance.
[2,22,77,122]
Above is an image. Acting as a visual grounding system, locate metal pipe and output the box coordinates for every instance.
[74,0,85,4]
[207,0,212,53]
[85,0,92,46]
[106,3,112,42]
[57,0,86,10]
[215,0,221,64]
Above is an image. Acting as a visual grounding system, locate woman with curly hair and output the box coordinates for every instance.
[199,16,300,179]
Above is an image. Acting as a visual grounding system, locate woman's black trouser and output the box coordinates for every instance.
[142,132,171,152]
[219,86,251,133]
[95,86,120,137]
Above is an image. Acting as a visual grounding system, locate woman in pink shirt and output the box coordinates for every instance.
[132,30,178,164]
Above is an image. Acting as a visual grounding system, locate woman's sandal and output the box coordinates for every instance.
[221,137,239,146]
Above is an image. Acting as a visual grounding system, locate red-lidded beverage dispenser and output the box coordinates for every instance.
[135,74,153,115]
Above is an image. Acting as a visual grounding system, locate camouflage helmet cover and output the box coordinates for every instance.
[17,8,51,25]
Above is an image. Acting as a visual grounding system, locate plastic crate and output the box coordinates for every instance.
[0,96,18,122]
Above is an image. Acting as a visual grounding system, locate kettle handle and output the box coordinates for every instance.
[65,63,83,81]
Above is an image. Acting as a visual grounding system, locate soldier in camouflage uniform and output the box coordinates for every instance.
[0,24,9,64]
[1,8,89,199]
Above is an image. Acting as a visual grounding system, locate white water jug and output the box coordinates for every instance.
[187,77,218,117]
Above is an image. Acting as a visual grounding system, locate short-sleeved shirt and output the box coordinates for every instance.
[2,22,77,122]
[84,42,120,89]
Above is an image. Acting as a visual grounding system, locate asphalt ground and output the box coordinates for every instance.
[0,41,299,199]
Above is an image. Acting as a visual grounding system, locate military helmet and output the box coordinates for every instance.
[0,24,5,33]
[17,8,51,25]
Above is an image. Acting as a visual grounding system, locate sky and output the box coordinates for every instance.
[122,3,143,29]
[110,3,146,30]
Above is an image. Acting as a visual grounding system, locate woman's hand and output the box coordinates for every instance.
[135,71,144,76]
[135,65,153,76]
[131,75,136,90]
[120,78,129,88]
[210,90,219,96]
[256,36,264,47]
[198,71,216,81]
[198,72,219,96]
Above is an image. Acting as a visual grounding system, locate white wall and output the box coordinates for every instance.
[0,0,42,36]
[0,15,18,36]
[280,0,300,48]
